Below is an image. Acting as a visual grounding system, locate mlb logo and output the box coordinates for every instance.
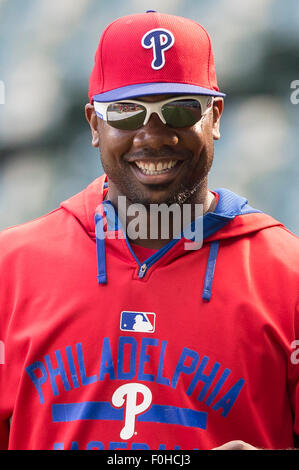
[120,311,156,333]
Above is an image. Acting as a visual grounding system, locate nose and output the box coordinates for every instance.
[132,113,179,150]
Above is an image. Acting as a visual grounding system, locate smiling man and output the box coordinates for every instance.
[0,11,299,451]
[85,92,222,248]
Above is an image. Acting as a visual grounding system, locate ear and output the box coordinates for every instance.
[85,103,100,147]
[212,98,224,140]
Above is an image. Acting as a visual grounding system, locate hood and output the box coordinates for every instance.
[60,174,283,300]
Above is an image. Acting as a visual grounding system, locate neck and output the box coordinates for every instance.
[105,185,216,250]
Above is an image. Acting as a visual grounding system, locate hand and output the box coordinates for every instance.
[213,440,258,450]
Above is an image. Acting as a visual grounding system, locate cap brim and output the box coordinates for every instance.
[93,82,226,102]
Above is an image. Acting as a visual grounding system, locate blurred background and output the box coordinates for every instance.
[0,0,298,233]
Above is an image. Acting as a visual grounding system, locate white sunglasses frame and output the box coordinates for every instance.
[93,95,214,128]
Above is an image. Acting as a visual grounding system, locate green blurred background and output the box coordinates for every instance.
[0,0,298,233]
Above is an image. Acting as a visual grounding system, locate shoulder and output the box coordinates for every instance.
[254,223,299,257]
[0,208,70,262]
[214,210,299,278]
[247,222,299,283]
[0,175,105,254]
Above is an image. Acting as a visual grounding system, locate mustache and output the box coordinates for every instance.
[124,147,192,161]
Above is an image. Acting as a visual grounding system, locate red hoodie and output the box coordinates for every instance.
[0,174,298,450]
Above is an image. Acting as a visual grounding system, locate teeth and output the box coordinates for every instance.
[134,160,178,175]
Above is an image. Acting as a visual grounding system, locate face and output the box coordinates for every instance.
[85,94,223,206]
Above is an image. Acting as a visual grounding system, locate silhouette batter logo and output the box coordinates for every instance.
[120,311,155,333]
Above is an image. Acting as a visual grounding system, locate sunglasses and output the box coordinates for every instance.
[93,95,214,131]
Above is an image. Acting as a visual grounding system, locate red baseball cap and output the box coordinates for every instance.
[89,11,225,103]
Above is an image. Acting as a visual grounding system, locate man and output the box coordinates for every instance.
[0,11,298,451]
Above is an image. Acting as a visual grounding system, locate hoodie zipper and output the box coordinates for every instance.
[138,263,147,278]
[131,238,181,279]
[95,186,263,301]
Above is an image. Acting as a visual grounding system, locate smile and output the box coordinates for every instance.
[129,158,183,185]
[134,160,178,175]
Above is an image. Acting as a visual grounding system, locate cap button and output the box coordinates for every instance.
[146,10,157,13]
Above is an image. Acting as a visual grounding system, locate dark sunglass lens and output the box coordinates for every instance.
[162,99,202,128]
[106,102,146,130]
